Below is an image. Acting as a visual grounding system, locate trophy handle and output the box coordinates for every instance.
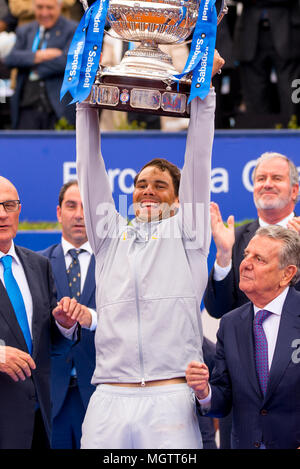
[79,0,228,21]
[217,0,228,25]
[80,0,89,11]
[79,0,228,43]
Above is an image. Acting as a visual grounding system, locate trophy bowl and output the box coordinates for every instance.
[87,0,227,117]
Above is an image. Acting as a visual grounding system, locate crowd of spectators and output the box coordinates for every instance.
[0,0,300,130]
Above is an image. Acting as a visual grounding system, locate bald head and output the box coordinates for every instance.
[0,177,21,253]
[0,177,19,198]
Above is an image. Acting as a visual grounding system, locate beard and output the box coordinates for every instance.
[254,192,291,210]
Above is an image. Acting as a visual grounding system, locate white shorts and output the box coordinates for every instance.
[81,383,202,449]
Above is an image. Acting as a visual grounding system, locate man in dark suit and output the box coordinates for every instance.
[204,152,300,319]
[233,0,300,126]
[40,180,96,449]
[187,225,300,449]
[0,176,83,449]
[4,0,77,129]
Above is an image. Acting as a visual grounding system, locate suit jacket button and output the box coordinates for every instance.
[261,409,268,416]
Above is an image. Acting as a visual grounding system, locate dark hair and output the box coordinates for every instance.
[58,180,78,207]
[134,159,181,196]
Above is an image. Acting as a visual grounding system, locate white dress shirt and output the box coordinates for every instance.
[213,211,295,281]
[198,287,290,407]
[0,243,34,336]
[0,241,75,341]
[61,237,97,331]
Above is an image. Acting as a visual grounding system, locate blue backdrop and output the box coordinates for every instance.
[2,128,300,272]
[2,129,300,223]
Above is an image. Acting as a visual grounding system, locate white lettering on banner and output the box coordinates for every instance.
[186,38,204,73]
[242,159,257,192]
[202,0,209,21]
[83,50,97,88]
[107,168,137,193]
[118,168,136,193]
[64,163,233,194]
[63,164,137,192]
[70,41,84,77]
[211,167,229,193]
[93,1,104,33]
[197,47,209,84]
[63,162,77,183]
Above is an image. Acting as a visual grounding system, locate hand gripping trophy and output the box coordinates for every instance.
[61,0,228,117]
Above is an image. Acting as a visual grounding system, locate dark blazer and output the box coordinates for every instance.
[39,243,96,418]
[204,218,300,318]
[4,16,77,128]
[234,0,300,62]
[0,246,58,449]
[202,287,300,449]
[204,219,259,318]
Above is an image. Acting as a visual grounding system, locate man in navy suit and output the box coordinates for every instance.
[4,0,77,129]
[40,180,96,449]
[186,225,300,449]
[204,152,300,319]
[0,176,82,449]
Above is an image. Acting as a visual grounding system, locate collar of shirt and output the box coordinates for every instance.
[253,286,289,318]
[61,237,93,257]
[0,241,21,266]
[259,211,295,228]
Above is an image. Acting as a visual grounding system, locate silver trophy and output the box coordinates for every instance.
[82,0,227,117]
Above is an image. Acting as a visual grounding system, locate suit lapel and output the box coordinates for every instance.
[241,220,259,249]
[266,289,300,400]
[234,220,260,283]
[235,303,262,399]
[81,255,96,306]
[50,244,70,299]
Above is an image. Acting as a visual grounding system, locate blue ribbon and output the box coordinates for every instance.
[173,0,217,103]
[60,0,109,103]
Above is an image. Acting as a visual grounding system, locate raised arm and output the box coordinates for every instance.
[76,104,125,256]
[179,51,224,254]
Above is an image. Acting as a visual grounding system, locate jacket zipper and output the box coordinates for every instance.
[132,241,146,387]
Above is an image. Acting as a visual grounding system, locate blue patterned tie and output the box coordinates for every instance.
[67,249,84,300]
[253,309,272,396]
[1,255,32,355]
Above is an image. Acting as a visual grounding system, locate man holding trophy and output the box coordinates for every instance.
[63,0,226,449]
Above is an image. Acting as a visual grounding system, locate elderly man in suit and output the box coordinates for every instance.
[40,181,96,449]
[0,176,85,449]
[4,0,77,129]
[204,152,300,319]
[187,225,300,449]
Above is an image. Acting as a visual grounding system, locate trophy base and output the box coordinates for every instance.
[87,74,191,118]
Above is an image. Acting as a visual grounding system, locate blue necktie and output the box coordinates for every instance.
[1,255,32,355]
[253,309,272,396]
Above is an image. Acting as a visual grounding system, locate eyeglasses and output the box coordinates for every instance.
[0,200,21,212]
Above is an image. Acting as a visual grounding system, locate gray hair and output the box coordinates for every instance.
[252,152,299,203]
[255,225,300,286]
